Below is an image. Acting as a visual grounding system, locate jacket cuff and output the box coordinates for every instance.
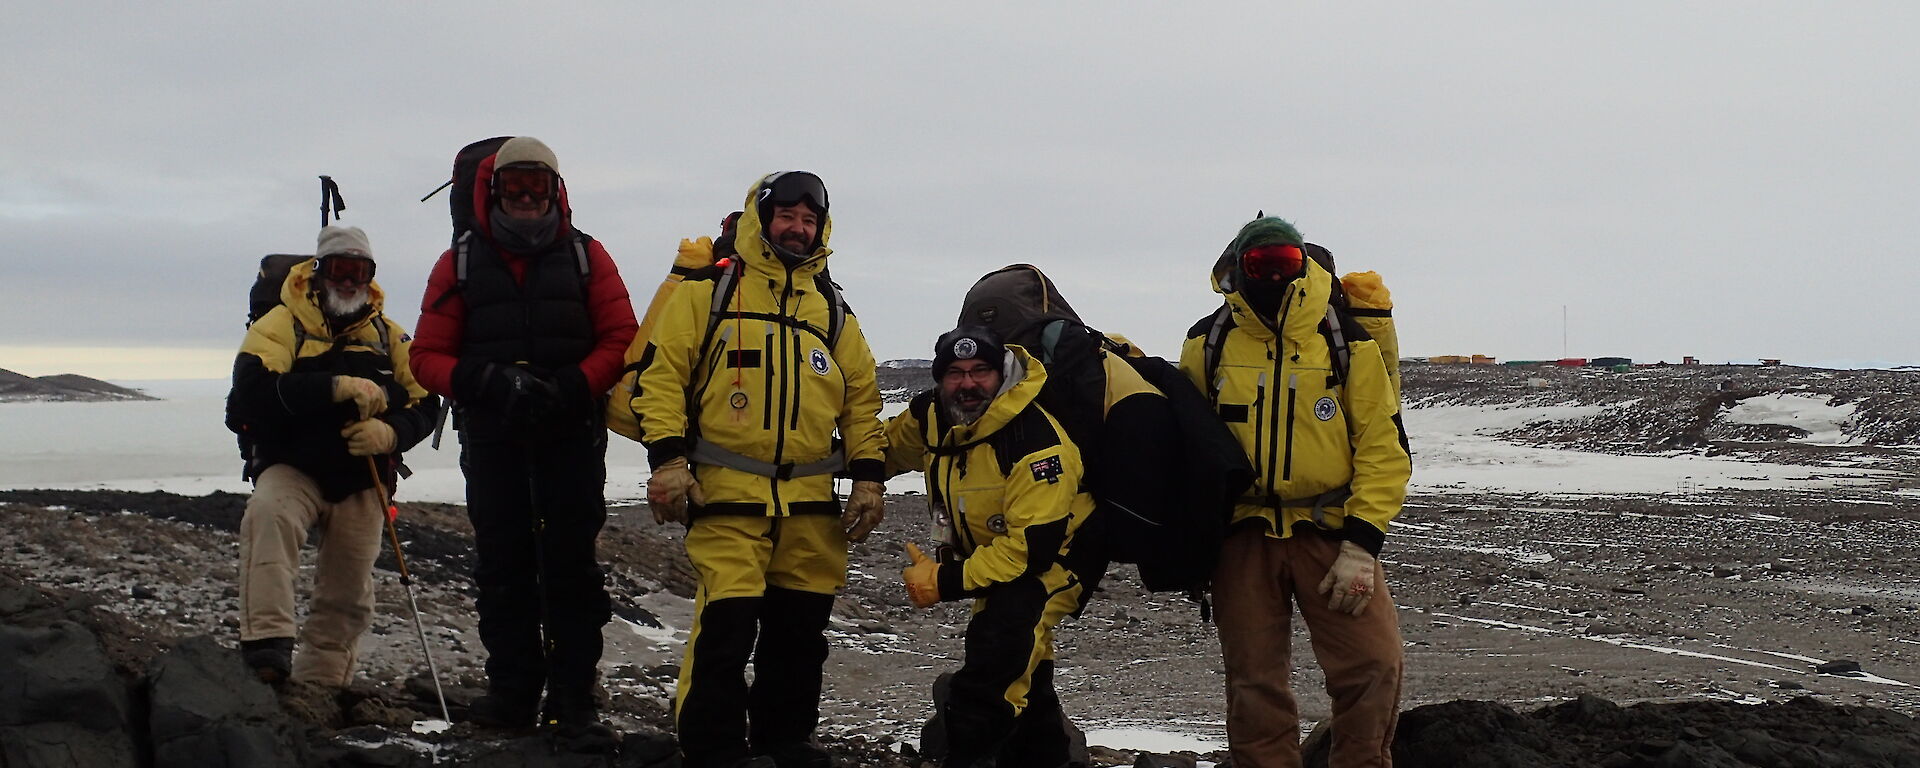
[848,458,885,484]
[935,562,966,603]
[645,437,689,469]
[1343,517,1386,557]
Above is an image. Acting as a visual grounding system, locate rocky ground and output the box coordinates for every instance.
[4,362,1920,766]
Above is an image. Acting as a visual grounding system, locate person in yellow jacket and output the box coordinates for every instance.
[225,225,438,689]
[888,327,1101,768]
[633,171,886,768]
[1178,216,1411,768]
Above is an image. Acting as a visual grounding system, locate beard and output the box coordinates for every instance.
[321,282,371,319]
[941,385,993,426]
[777,230,811,253]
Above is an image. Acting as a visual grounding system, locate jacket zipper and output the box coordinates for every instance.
[1284,373,1298,481]
[771,276,792,514]
[1251,372,1267,485]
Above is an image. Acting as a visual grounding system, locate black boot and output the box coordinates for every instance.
[541,690,617,751]
[468,688,541,729]
[757,739,834,768]
[239,637,293,685]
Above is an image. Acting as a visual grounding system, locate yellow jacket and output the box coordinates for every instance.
[606,236,720,441]
[632,180,886,516]
[229,260,435,500]
[884,347,1095,598]
[1177,257,1410,555]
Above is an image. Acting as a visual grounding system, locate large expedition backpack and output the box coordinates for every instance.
[959,264,1254,594]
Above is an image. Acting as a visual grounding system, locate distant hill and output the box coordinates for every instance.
[0,369,157,402]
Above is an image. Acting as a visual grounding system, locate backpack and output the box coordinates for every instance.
[1199,243,1400,401]
[958,265,1253,594]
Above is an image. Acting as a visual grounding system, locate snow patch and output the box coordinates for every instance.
[1721,393,1857,444]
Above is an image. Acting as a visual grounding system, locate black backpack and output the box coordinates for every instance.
[959,265,1253,594]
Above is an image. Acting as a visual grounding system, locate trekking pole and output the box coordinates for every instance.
[320,175,346,227]
[366,457,452,724]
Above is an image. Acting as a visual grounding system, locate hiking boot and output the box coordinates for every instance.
[756,740,835,768]
[539,694,617,751]
[239,637,293,685]
[467,689,540,729]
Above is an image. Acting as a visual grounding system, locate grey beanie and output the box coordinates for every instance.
[316,225,372,259]
[495,136,559,174]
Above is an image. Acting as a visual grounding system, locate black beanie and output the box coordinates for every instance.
[931,326,1007,381]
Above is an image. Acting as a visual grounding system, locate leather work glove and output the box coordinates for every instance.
[903,543,941,608]
[1317,541,1380,617]
[646,457,703,525]
[340,419,397,456]
[331,376,388,420]
[842,481,886,543]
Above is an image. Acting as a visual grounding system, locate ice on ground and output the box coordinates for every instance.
[1081,722,1227,755]
[1405,404,1886,496]
[1720,393,1857,444]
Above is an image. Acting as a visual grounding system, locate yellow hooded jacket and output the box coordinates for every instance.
[883,346,1095,599]
[230,259,435,501]
[632,179,887,515]
[1177,257,1411,555]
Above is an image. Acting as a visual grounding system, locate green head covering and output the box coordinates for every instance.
[1228,216,1304,255]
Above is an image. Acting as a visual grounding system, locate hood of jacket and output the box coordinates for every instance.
[281,258,387,339]
[734,175,834,283]
[935,344,1048,449]
[466,153,576,251]
[1210,219,1332,344]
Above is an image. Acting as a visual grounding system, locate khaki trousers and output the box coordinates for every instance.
[238,464,384,687]
[1214,525,1403,768]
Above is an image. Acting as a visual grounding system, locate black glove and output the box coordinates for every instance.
[553,366,594,418]
[455,360,561,422]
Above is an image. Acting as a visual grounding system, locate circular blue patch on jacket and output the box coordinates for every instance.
[1314,396,1338,421]
[810,349,831,375]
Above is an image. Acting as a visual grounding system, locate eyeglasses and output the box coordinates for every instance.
[759,171,828,213]
[1241,244,1305,282]
[942,364,999,383]
[319,255,375,285]
[494,166,556,202]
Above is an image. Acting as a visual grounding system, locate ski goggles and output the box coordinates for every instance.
[758,171,828,213]
[493,166,556,202]
[318,255,375,285]
[1241,243,1305,282]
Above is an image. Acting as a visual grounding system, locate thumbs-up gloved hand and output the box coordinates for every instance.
[903,543,942,608]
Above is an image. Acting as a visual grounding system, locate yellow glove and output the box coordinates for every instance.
[842,481,886,543]
[646,458,703,525]
[340,419,397,456]
[331,376,388,420]
[903,543,941,608]
[1316,541,1380,617]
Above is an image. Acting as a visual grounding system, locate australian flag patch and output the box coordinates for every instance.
[1028,455,1064,484]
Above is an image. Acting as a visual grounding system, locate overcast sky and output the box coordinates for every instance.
[5,3,1918,379]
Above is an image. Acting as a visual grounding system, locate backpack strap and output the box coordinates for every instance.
[1321,304,1351,387]
[572,234,591,278]
[1201,304,1234,396]
[814,273,847,349]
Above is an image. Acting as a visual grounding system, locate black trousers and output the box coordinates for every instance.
[460,417,612,702]
[944,569,1088,768]
[677,586,835,765]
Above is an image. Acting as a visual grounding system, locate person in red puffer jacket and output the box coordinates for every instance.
[408,136,637,736]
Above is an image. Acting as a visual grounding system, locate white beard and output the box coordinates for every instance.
[321,284,371,318]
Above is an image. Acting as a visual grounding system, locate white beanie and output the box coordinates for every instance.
[316,225,373,259]
[495,136,559,174]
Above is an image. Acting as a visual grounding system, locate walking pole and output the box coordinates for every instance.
[367,457,452,724]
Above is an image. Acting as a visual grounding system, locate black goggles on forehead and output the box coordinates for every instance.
[759,171,828,212]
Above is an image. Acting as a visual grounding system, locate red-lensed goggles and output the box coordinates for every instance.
[1241,244,1305,282]
[494,166,556,202]
[318,255,375,285]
